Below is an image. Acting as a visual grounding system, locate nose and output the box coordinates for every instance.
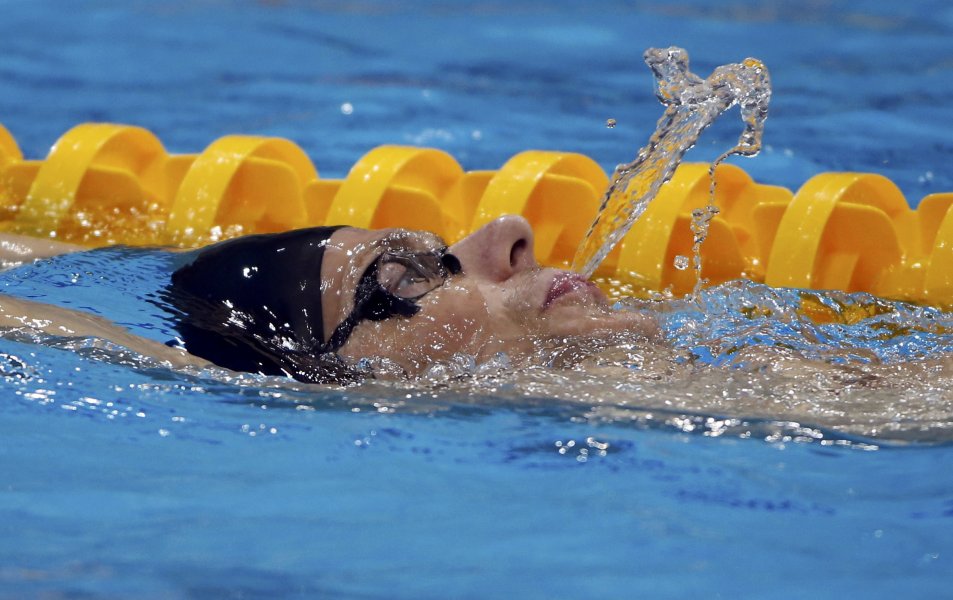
[449,215,538,282]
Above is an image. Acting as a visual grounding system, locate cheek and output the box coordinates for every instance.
[337,285,495,372]
[406,288,490,355]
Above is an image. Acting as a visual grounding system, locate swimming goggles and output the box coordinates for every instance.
[325,246,462,351]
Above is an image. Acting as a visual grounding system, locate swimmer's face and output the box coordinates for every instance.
[320,216,655,374]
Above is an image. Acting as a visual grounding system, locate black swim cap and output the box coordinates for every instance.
[166,226,356,383]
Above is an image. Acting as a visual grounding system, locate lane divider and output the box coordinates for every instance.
[0,121,950,307]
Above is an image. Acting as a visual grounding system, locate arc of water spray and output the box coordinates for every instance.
[571,47,771,280]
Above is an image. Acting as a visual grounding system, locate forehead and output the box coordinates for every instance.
[324,227,445,263]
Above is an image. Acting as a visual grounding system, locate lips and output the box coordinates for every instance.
[543,272,603,309]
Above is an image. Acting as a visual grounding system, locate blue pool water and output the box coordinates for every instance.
[2,1,953,598]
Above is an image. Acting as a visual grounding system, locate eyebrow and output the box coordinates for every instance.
[369,230,448,253]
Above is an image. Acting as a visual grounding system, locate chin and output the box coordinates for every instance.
[543,304,657,339]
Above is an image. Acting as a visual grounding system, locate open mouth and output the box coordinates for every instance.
[543,272,603,309]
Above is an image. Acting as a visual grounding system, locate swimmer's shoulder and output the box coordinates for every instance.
[0,231,196,272]
[0,232,84,269]
[0,291,210,370]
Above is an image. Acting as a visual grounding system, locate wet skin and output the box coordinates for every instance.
[320,216,658,374]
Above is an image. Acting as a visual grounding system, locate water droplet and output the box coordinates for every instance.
[674,255,690,270]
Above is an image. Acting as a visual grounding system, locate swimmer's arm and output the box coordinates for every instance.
[0,293,209,370]
[0,233,84,268]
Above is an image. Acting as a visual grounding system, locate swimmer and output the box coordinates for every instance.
[0,216,657,382]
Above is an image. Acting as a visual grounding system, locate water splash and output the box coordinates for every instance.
[687,203,720,295]
[572,47,771,280]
